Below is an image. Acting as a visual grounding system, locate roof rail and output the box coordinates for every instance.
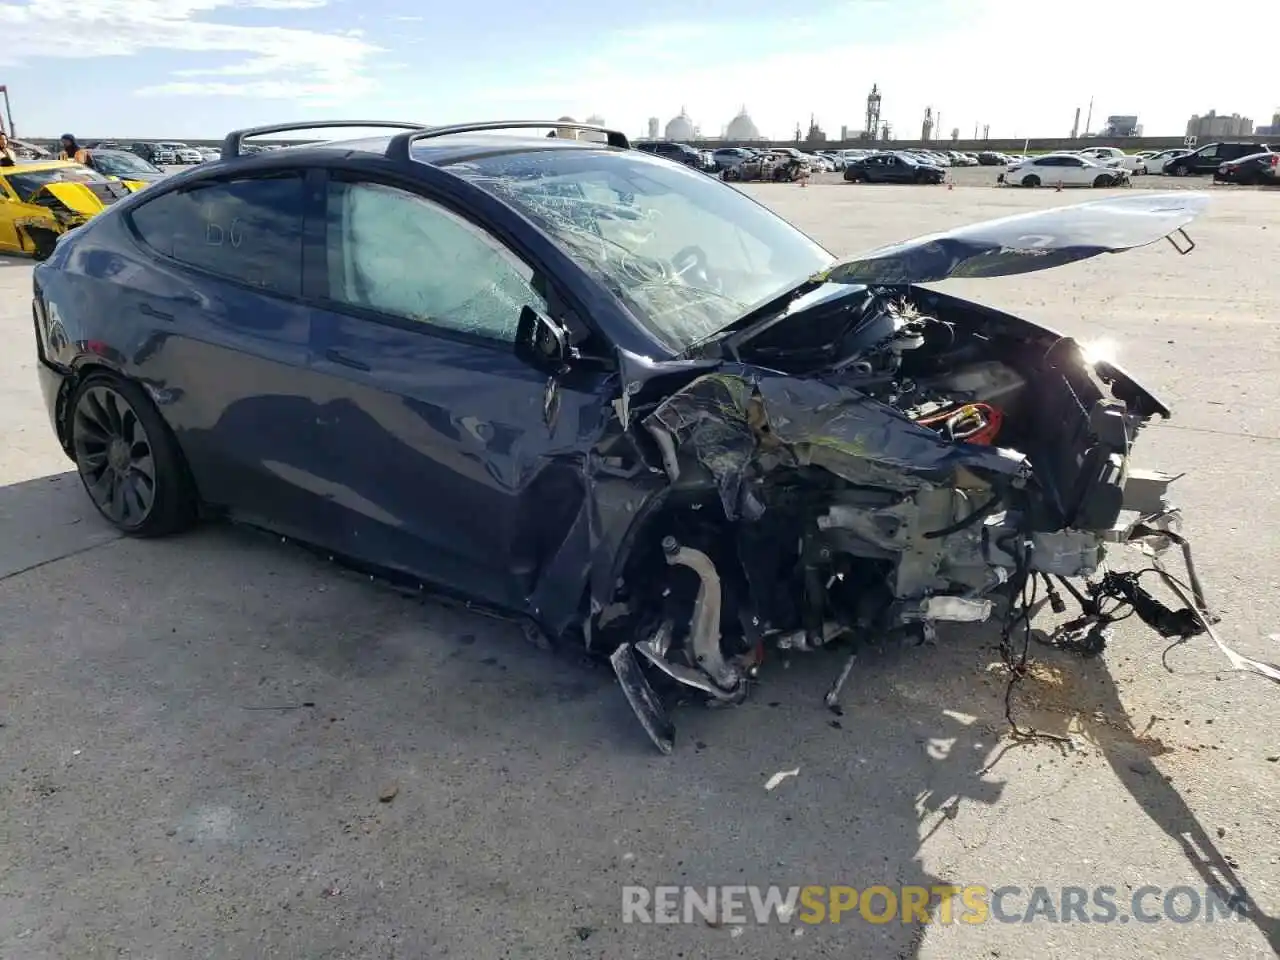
[221,120,427,160]
[384,121,630,163]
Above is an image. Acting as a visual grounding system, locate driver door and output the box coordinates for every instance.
[304,174,613,611]
[1190,145,1218,173]
[0,176,20,251]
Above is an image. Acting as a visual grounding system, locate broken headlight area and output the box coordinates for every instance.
[26,194,89,229]
[602,288,1230,753]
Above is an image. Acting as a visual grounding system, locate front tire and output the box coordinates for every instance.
[69,374,197,537]
[1093,174,1114,188]
[27,228,59,262]
[1021,174,1041,188]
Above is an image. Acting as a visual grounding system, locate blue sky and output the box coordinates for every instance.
[1,0,1277,141]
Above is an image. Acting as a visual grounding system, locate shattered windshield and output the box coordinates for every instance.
[445,148,834,351]
[93,152,162,177]
[6,166,108,201]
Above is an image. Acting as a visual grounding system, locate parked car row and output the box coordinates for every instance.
[91,141,221,165]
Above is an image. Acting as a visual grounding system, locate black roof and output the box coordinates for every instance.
[215,120,630,171]
[188,132,625,180]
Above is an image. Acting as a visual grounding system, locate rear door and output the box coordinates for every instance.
[862,156,887,181]
[0,175,21,251]
[117,170,334,539]
[303,172,612,611]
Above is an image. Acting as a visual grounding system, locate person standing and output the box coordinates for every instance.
[58,133,91,164]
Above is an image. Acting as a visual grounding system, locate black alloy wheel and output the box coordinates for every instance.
[70,376,196,536]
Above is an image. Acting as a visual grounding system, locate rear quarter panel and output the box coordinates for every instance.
[33,205,315,518]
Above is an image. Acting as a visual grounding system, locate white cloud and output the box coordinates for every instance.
[473,0,1280,140]
[0,0,379,100]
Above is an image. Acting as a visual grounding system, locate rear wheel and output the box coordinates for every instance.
[1021,174,1041,188]
[69,374,197,536]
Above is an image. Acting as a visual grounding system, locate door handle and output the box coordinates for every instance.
[139,302,174,322]
[324,347,371,371]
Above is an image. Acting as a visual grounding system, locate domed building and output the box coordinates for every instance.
[725,107,762,142]
[579,114,608,143]
[552,115,579,140]
[664,107,696,142]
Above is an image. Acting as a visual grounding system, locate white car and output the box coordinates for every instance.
[1077,146,1148,174]
[1141,148,1192,175]
[155,141,202,164]
[1002,153,1130,188]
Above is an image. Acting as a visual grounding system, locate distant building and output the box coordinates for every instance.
[1102,115,1141,137]
[577,115,608,143]
[725,107,762,141]
[554,116,579,140]
[647,117,660,139]
[1255,110,1280,136]
[664,107,696,141]
[805,113,826,143]
[1186,110,1253,139]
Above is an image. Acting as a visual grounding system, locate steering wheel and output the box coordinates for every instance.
[671,245,713,288]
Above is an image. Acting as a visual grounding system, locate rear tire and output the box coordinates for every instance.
[1021,174,1041,188]
[69,373,198,537]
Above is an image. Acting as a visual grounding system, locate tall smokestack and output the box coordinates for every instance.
[1071,107,1081,139]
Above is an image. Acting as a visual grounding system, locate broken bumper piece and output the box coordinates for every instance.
[608,435,1254,753]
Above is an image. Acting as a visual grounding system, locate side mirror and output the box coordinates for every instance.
[515,304,571,374]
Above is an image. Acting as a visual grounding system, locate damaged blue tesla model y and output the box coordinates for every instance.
[32,120,1258,753]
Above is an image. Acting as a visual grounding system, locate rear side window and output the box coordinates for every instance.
[128,174,305,297]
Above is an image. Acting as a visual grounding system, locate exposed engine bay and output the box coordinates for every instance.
[599,281,1242,752]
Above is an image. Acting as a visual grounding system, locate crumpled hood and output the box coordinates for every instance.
[813,192,1210,285]
[35,182,107,217]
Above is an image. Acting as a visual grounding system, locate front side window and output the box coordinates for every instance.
[128,174,304,296]
[323,180,546,344]
[446,148,833,352]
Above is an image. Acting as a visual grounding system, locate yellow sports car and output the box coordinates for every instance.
[0,160,146,260]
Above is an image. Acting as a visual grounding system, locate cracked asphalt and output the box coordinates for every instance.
[1,183,1278,959]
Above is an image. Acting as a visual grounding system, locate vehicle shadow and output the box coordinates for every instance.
[1,471,1273,957]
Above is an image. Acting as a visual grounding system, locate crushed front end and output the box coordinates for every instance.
[602,287,1221,752]
[13,181,129,259]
